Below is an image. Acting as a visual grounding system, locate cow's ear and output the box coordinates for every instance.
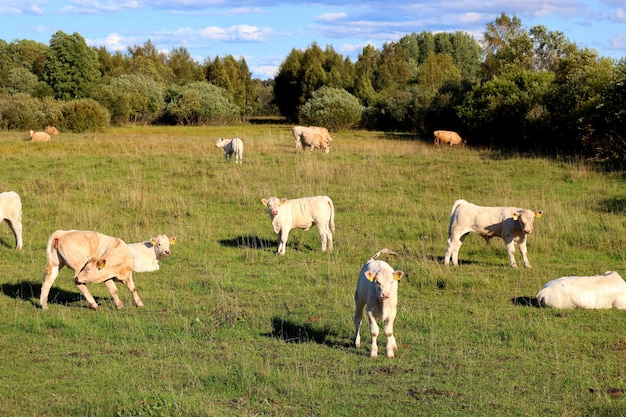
[512,210,521,221]
[394,271,404,281]
[170,237,177,244]
[96,259,106,270]
[535,211,543,218]
[150,237,158,245]
[280,198,287,205]
[365,271,376,282]
[262,198,268,206]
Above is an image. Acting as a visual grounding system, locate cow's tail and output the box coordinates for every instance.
[327,197,336,233]
[449,199,468,217]
[370,248,399,260]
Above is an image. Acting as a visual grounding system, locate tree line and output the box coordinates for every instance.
[0,13,624,158]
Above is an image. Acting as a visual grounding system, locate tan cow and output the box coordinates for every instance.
[537,271,626,309]
[353,249,404,358]
[299,130,330,153]
[434,130,465,146]
[45,126,59,135]
[40,230,143,310]
[0,191,23,249]
[215,137,243,164]
[29,130,50,142]
[292,126,333,150]
[127,234,176,272]
[444,199,543,268]
[261,195,335,255]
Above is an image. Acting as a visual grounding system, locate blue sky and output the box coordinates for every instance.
[1,0,626,79]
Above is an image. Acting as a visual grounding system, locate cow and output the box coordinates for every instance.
[537,271,626,309]
[40,230,143,310]
[0,191,23,250]
[261,195,335,255]
[299,130,330,153]
[127,234,176,272]
[29,130,51,142]
[45,126,59,135]
[215,137,243,164]
[292,126,333,150]
[434,130,465,146]
[353,249,404,359]
[444,199,543,268]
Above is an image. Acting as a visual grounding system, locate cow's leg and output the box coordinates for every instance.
[384,315,397,358]
[505,239,519,268]
[353,300,365,348]
[102,280,124,309]
[277,227,290,255]
[6,219,23,250]
[518,238,532,268]
[40,263,61,310]
[124,273,144,307]
[317,223,330,252]
[73,281,100,310]
[367,310,380,358]
[445,232,464,266]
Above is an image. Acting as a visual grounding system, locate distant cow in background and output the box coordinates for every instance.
[127,234,176,272]
[40,230,143,310]
[29,130,50,142]
[444,199,543,268]
[299,130,331,153]
[353,249,404,359]
[45,126,59,135]
[215,137,243,164]
[0,191,23,249]
[292,125,333,150]
[434,130,465,146]
[262,195,335,255]
[537,271,626,309]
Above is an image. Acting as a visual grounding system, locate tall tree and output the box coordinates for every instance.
[44,31,100,100]
[167,46,203,83]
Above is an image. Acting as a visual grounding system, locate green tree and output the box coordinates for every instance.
[482,13,534,79]
[93,74,164,124]
[273,48,305,122]
[44,31,101,100]
[164,81,239,125]
[167,46,204,83]
[298,86,364,130]
[4,67,39,95]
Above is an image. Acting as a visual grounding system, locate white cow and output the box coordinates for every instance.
[292,126,333,150]
[215,137,243,164]
[40,230,143,310]
[353,249,404,359]
[537,271,626,309]
[127,234,176,272]
[261,195,335,255]
[444,199,543,268]
[291,126,307,149]
[0,191,23,249]
[299,131,330,153]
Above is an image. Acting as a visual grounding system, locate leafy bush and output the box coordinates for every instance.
[163,82,239,125]
[0,93,47,130]
[60,98,110,132]
[298,86,363,130]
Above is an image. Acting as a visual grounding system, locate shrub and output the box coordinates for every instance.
[0,93,46,130]
[60,98,110,132]
[298,86,364,130]
[163,82,239,125]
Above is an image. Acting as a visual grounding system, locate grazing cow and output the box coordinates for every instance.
[261,195,335,255]
[215,137,243,164]
[127,234,176,272]
[537,271,626,309]
[40,230,143,310]
[292,126,307,149]
[307,126,333,143]
[0,191,23,249]
[299,130,330,153]
[45,126,59,135]
[353,249,404,359]
[434,130,465,146]
[444,199,543,268]
[29,130,50,142]
[292,126,334,150]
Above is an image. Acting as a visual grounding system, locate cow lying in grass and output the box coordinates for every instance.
[537,271,626,309]
[353,249,404,359]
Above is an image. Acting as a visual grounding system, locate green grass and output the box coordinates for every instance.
[0,125,624,416]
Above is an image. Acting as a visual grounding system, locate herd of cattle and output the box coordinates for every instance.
[2,127,625,359]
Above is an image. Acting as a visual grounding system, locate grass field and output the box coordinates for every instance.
[0,125,624,416]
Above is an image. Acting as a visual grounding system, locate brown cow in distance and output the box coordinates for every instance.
[434,130,465,146]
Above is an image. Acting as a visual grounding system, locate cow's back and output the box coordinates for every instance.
[0,191,21,219]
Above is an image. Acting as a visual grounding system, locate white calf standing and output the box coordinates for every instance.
[215,137,243,164]
[537,271,626,309]
[353,249,404,358]
[0,191,23,249]
[126,234,176,272]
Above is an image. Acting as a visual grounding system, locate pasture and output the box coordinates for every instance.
[0,125,624,416]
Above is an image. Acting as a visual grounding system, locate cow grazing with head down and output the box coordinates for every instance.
[0,191,23,250]
[215,137,243,164]
[299,130,330,153]
[353,249,404,359]
[444,199,543,268]
[434,130,465,146]
[127,234,176,272]
[40,230,143,310]
[292,126,333,150]
[537,271,626,309]
[261,195,335,255]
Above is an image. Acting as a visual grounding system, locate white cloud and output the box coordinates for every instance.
[317,12,347,22]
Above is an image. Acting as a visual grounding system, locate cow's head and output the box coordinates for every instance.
[262,197,285,218]
[74,258,107,284]
[512,209,543,234]
[150,234,176,258]
[366,268,404,300]
[215,138,228,148]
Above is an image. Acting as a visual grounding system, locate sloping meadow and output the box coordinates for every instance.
[0,126,624,416]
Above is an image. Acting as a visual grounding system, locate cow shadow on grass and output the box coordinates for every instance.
[510,296,541,307]
[265,316,352,348]
[0,281,106,309]
[218,235,314,253]
[596,197,626,214]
